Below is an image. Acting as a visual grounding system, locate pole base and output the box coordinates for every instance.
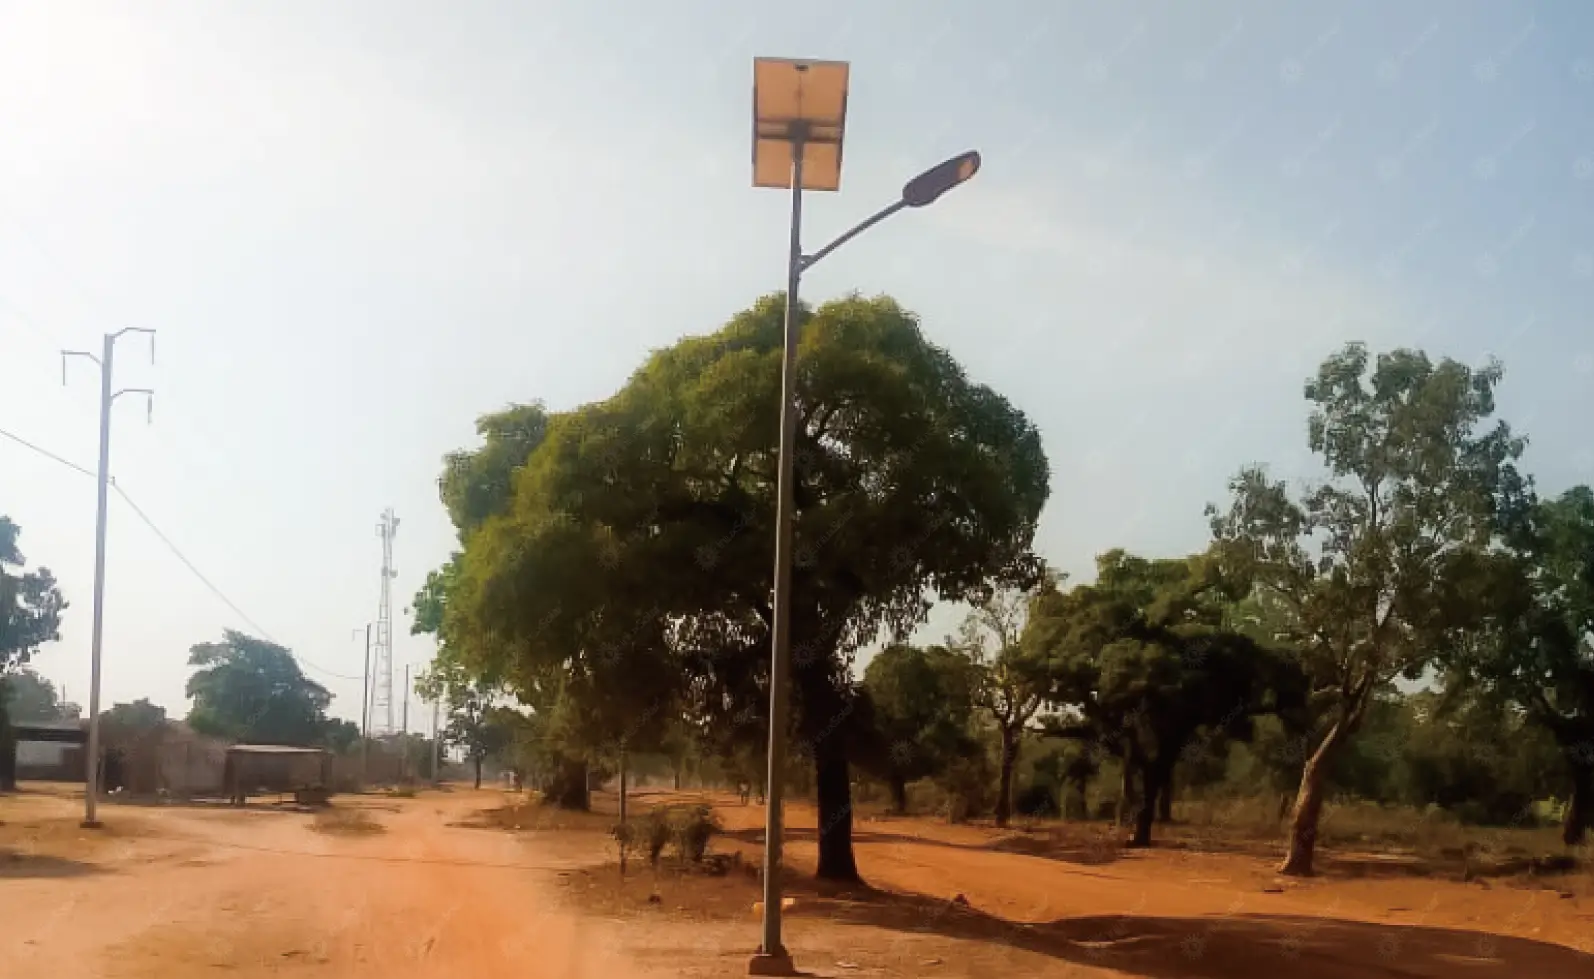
[79,819,103,830]
[747,950,798,976]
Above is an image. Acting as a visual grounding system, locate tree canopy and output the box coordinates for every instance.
[951,586,1050,827]
[185,631,348,747]
[1208,343,1527,874]
[1026,549,1300,845]
[439,293,1049,879]
[1446,485,1594,843]
[1,516,66,678]
[1,668,79,722]
[858,643,980,813]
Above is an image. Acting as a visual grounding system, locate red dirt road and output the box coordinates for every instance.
[2,786,651,978]
[7,785,1594,979]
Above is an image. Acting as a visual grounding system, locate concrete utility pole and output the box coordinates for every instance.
[400,663,410,780]
[430,686,441,783]
[62,328,155,830]
[355,625,371,786]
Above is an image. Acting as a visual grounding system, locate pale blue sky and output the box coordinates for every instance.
[2,1,1590,726]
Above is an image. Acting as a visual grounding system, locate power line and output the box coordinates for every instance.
[0,425,95,478]
[0,424,361,683]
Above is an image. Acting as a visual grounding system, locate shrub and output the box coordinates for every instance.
[937,756,996,824]
[641,807,672,867]
[611,820,636,861]
[670,804,721,863]
[1015,783,1060,818]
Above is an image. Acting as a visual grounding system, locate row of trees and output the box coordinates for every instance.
[411,293,1588,879]
[0,517,431,788]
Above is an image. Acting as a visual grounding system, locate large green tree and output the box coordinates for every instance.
[186,631,341,746]
[447,293,1049,880]
[1448,485,1594,844]
[1209,344,1526,875]
[1027,549,1299,846]
[858,643,980,812]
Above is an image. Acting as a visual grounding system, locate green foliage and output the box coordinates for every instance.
[100,699,168,740]
[1026,548,1299,844]
[935,750,998,824]
[1014,782,1060,817]
[1,668,77,722]
[858,643,979,810]
[1208,343,1527,873]
[441,293,1049,880]
[0,516,66,677]
[185,631,338,745]
[1444,485,1594,843]
[321,718,361,753]
[951,586,1051,827]
[440,403,552,538]
[414,657,517,787]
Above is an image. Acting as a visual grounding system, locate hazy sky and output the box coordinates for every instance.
[2,2,1590,729]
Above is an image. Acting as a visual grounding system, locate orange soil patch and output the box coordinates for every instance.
[6,782,1592,978]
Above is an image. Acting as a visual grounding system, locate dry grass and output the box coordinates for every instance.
[310,807,384,836]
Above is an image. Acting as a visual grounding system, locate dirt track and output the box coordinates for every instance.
[2,786,647,978]
[5,785,1594,978]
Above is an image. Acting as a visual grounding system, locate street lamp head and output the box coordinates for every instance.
[901,150,981,208]
[752,57,850,191]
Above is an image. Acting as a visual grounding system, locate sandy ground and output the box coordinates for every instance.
[5,783,1594,979]
[2,784,651,978]
[578,790,1594,979]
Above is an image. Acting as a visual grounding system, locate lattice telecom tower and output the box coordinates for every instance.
[372,508,400,735]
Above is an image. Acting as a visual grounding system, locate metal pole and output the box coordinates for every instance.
[757,131,804,966]
[430,686,441,783]
[401,664,410,780]
[81,333,115,829]
[359,624,371,787]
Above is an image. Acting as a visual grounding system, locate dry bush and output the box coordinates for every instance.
[669,804,721,863]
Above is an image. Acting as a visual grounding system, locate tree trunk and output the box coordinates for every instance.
[1279,722,1347,876]
[1129,760,1169,847]
[1134,762,1160,848]
[814,738,860,882]
[994,727,1018,828]
[889,775,908,814]
[1562,760,1593,847]
[1158,779,1174,823]
[473,754,483,790]
[1116,758,1137,827]
[0,708,16,793]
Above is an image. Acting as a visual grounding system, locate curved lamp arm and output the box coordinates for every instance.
[800,200,906,272]
[796,150,980,275]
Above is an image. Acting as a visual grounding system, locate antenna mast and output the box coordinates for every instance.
[373,508,400,734]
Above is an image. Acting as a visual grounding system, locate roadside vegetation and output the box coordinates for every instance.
[389,292,1593,887]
